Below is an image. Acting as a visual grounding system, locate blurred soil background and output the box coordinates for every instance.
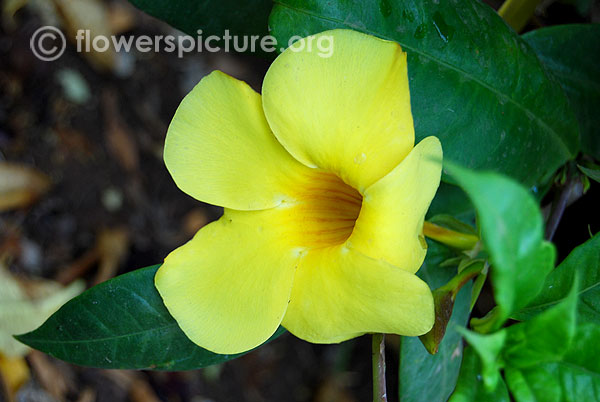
[0,0,598,401]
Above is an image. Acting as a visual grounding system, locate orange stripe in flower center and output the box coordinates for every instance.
[287,170,363,249]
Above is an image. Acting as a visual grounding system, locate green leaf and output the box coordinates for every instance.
[578,164,600,184]
[449,347,510,402]
[445,163,556,325]
[500,280,585,402]
[269,0,579,185]
[127,0,273,47]
[458,328,507,391]
[502,279,578,368]
[427,182,474,221]
[399,242,472,402]
[504,365,561,402]
[504,323,600,402]
[456,278,594,402]
[427,214,478,236]
[15,265,285,370]
[556,323,600,399]
[524,24,600,159]
[513,233,600,324]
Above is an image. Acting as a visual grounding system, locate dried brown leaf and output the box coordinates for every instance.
[102,371,160,402]
[54,126,95,161]
[28,350,69,401]
[182,208,209,237]
[93,226,129,285]
[55,248,99,285]
[102,90,140,172]
[55,226,129,286]
[51,0,116,71]
[0,263,84,357]
[107,2,136,34]
[75,387,96,402]
[314,375,357,402]
[0,163,51,212]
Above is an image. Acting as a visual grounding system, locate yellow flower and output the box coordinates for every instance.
[155,29,443,354]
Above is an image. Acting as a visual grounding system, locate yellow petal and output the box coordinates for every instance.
[164,70,309,211]
[282,245,434,343]
[348,136,443,273]
[262,29,415,193]
[155,208,299,354]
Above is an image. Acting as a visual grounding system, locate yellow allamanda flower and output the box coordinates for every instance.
[155,29,443,354]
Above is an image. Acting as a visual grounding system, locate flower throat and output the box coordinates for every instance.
[292,170,363,249]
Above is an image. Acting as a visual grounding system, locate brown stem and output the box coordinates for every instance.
[372,333,387,402]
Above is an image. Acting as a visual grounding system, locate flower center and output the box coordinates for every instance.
[291,170,363,249]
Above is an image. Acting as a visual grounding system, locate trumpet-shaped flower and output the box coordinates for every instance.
[155,29,443,354]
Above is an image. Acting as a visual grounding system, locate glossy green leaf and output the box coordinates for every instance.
[524,24,600,159]
[427,182,474,221]
[456,278,594,402]
[504,323,600,402]
[458,328,507,391]
[504,365,561,402]
[15,265,285,370]
[127,0,272,47]
[578,165,600,184]
[269,0,579,185]
[502,280,578,369]
[514,233,600,324]
[556,323,600,400]
[445,163,556,326]
[449,347,510,402]
[427,214,477,236]
[399,242,472,402]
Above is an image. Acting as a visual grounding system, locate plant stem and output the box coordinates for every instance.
[372,333,387,402]
[422,221,479,251]
[498,0,542,32]
[545,169,582,241]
